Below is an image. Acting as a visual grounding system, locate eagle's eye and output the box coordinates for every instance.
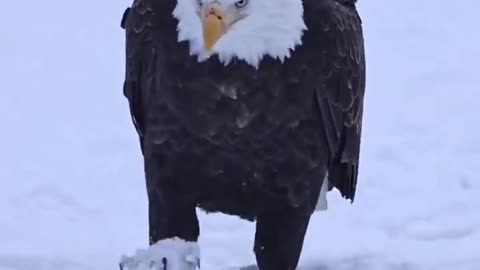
[197,0,203,7]
[235,0,249,8]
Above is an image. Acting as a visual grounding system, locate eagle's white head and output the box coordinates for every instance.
[173,0,307,68]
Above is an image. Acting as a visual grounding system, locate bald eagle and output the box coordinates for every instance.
[119,0,366,269]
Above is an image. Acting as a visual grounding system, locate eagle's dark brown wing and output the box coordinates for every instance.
[121,0,159,153]
[308,0,366,201]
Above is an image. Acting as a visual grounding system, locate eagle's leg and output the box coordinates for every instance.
[254,209,312,270]
[253,165,326,270]
[120,152,201,270]
[145,153,200,244]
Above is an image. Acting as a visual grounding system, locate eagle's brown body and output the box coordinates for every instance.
[121,0,365,268]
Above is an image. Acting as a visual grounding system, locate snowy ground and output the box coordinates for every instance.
[1,0,479,269]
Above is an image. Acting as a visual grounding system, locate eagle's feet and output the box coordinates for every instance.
[119,237,200,270]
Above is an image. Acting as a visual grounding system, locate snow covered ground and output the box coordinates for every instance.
[1,0,479,269]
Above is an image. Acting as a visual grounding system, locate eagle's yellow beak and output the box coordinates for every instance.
[203,4,227,51]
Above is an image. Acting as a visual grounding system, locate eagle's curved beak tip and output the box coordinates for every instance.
[202,6,227,51]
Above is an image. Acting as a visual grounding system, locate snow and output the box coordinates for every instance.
[119,237,200,270]
[1,0,479,269]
